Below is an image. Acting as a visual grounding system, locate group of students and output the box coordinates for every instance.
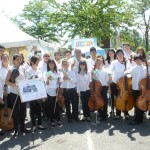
[0,43,150,137]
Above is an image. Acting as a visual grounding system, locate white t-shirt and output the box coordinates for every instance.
[109,60,130,84]
[0,65,11,93]
[44,71,59,96]
[60,70,77,89]
[123,50,136,60]
[0,80,3,98]
[54,59,62,72]
[76,72,91,93]
[87,58,96,73]
[95,68,109,86]
[38,61,47,75]
[72,57,87,73]
[26,66,42,80]
[0,60,2,68]
[9,66,25,94]
[129,65,147,90]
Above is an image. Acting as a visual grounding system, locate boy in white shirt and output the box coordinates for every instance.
[92,58,109,121]
[126,54,147,125]
[60,59,78,122]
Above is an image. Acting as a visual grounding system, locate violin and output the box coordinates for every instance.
[0,85,14,131]
[136,60,150,111]
[88,67,104,111]
[115,60,134,111]
[10,69,19,83]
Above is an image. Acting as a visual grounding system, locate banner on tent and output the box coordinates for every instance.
[17,79,47,103]
[71,38,97,49]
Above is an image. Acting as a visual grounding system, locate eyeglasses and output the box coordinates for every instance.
[44,55,50,57]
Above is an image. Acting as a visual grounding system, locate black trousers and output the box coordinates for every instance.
[132,90,144,123]
[10,92,26,131]
[46,95,60,123]
[98,86,108,118]
[63,88,78,119]
[110,82,128,116]
[6,94,12,109]
[30,101,42,126]
[80,90,90,117]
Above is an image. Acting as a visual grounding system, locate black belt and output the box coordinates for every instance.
[64,88,75,91]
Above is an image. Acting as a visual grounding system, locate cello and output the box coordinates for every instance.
[115,60,134,111]
[88,66,104,111]
[136,60,150,111]
[0,85,14,131]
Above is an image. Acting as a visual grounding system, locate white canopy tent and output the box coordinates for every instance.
[0,14,55,52]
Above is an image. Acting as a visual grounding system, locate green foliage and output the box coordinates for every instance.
[13,0,60,42]
[13,0,149,50]
[131,0,150,51]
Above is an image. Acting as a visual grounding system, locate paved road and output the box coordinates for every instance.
[0,108,150,150]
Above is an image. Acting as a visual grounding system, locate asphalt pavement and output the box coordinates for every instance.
[0,107,150,150]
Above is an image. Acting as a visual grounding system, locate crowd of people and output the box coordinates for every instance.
[0,43,150,137]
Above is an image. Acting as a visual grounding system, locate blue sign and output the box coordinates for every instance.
[71,38,97,48]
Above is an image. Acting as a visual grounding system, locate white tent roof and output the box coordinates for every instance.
[0,14,53,50]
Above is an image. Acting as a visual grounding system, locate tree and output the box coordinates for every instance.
[53,0,135,46]
[13,0,60,42]
[131,0,150,51]
[13,0,136,47]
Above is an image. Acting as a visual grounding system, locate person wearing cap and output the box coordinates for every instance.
[125,54,147,125]
[109,49,131,119]
[87,47,97,73]
[122,43,136,60]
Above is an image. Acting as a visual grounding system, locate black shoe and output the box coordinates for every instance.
[32,126,36,132]
[100,117,107,122]
[14,130,19,137]
[21,128,30,134]
[38,125,46,130]
[50,122,56,127]
[57,121,62,126]
[0,130,4,136]
[114,115,121,120]
[81,117,86,122]
[129,120,142,125]
[75,118,79,122]
[125,115,130,120]
[68,118,72,123]
[43,116,48,121]
[86,117,91,122]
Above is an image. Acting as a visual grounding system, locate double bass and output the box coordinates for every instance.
[0,85,14,131]
[115,60,134,111]
[136,60,150,111]
[88,67,104,111]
